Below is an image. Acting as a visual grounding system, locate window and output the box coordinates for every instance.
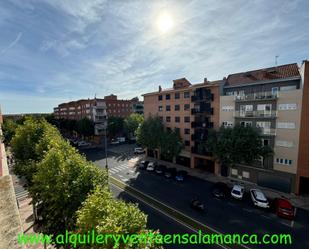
[184,104,190,111]
[158,106,163,112]
[175,104,180,111]
[184,140,190,146]
[175,116,180,123]
[256,121,271,134]
[184,129,190,134]
[276,140,294,148]
[226,91,234,96]
[166,116,171,122]
[222,121,233,127]
[222,106,234,111]
[240,105,253,116]
[159,116,163,122]
[242,171,250,179]
[184,91,190,98]
[262,139,270,146]
[257,104,272,111]
[276,158,293,165]
[278,103,297,110]
[166,94,170,100]
[240,121,252,127]
[184,116,190,123]
[280,85,296,91]
[166,105,171,111]
[272,87,279,96]
[158,95,162,101]
[231,169,238,175]
[277,122,295,129]
[175,92,180,99]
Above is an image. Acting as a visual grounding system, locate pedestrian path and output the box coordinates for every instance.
[14,185,29,202]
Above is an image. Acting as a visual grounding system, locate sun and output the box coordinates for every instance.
[157,12,174,33]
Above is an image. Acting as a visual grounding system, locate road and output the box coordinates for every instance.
[82,145,309,249]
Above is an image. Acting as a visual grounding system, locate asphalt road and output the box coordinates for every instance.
[82,145,309,249]
[110,184,222,249]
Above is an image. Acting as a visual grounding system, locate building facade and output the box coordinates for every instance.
[143,78,222,173]
[220,63,302,193]
[143,61,309,194]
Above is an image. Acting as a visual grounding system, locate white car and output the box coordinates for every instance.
[146,162,156,171]
[231,185,245,200]
[78,141,91,147]
[110,139,120,145]
[134,147,145,154]
[250,189,269,208]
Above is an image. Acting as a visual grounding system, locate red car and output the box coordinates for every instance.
[274,198,295,220]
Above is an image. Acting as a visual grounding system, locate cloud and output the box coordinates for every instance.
[0,32,23,55]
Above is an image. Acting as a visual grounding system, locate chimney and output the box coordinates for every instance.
[204,78,208,83]
[159,85,162,92]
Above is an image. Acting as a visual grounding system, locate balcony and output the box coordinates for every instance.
[234,110,277,118]
[191,93,214,102]
[191,145,212,156]
[191,131,208,141]
[257,128,276,136]
[235,91,278,102]
[191,121,213,129]
[191,108,214,115]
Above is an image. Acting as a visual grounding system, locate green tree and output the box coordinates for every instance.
[206,125,273,167]
[107,116,124,138]
[124,113,144,138]
[160,128,183,161]
[31,142,108,239]
[77,187,163,249]
[76,118,94,137]
[136,116,164,150]
[1,118,18,144]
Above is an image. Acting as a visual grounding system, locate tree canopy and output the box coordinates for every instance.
[206,124,273,166]
[107,116,124,138]
[124,113,144,138]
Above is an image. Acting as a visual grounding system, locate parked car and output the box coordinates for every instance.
[212,182,230,199]
[231,185,245,200]
[164,167,177,178]
[175,170,188,182]
[78,141,91,147]
[117,137,126,143]
[134,147,145,154]
[146,162,156,171]
[138,160,149,170]
[250,189,270,208]
[155,165,167,175]
[110,139,120,145]
[273,198,295,220]
[190,198,205,211]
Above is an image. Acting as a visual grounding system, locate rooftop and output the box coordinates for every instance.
[226,63,300,86]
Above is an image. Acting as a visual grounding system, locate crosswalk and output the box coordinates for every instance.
[108,163,140,183]
[14,185,29,201]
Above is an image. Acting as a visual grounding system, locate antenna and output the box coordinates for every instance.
[275,55,279,66]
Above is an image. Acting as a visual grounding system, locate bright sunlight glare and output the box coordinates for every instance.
[157,12,174,33]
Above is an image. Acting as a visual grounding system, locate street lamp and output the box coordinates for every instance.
[104,123,108,171]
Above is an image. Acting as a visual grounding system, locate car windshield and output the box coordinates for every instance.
[253,192,267,203]
[232,190,241,195]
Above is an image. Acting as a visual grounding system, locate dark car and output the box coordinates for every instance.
[212,182,230,199]
[273,198,295,220]
[138,160,149,170]
[155,165,167,175]
[175,170,188,182]
[164,167,177,178]
[190,198,205,211]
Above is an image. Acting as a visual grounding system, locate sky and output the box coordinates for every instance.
[0,0,308,114]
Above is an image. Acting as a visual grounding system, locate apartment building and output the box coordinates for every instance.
[143,78,222,172]
[54,98,107,135]
[220,63,302,193]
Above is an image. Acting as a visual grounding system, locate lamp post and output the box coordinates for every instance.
[104,123,108,171]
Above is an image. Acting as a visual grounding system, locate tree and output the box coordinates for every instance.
[107,116,124,138]
[206,125,273,167]
[30,142,108,239]
[160,128,183,161]
[75,118,94,137]
[1,118,18,144]
[124,113,144,138]
[136,116,164,150]
[77,187,163,249]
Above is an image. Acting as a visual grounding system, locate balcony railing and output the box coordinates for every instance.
[191,121,213,129]
[234,110,277,118]
[257,128,276,136]
[235,91,278,101]
[191,93,214,102]
[191,108,214,115]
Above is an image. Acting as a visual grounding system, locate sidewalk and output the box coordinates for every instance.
[146,156,309,211]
